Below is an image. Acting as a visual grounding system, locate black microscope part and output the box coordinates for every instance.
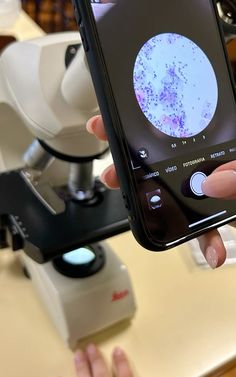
[0,170,129,263]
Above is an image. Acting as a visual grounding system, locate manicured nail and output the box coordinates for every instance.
[202,170,236,198]
[86,116,100,134]
[100,170,110,186]
[86,344,97,357]
[113,347,124,361]
[74,350,85,365]
[205,246,218,269]
[100,167,118,189]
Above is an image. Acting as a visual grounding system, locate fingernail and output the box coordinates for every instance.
[113,347,124,361]
[74,350,85,365]
[86,116,100,134]
[100,168,118,189]
[205,246,218,269]
[100,171,106,184]
[100,170,110,186]
[202,170,236,198]
[86,344,97,357]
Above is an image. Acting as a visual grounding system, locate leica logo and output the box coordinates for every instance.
[112,289,129,302]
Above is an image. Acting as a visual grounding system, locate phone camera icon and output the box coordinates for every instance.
[146,189,162,210]
[138,148,149,160]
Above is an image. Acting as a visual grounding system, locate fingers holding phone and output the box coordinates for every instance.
[75,0,236,251]
[87,115,236,269]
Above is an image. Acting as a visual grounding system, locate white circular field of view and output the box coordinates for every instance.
[62,247,95,265]
[133,33,218,138]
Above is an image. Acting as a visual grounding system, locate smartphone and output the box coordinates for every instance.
[73,0,236,251]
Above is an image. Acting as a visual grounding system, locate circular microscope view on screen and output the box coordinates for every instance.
[133,33,218,138]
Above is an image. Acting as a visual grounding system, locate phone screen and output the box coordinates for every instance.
[88,0,236,245]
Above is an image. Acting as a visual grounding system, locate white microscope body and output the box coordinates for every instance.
[23,243,136,348]
[0,32,105,157]
[0,32,136,346]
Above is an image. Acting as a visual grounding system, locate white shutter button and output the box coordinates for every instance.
[190,172,207,196]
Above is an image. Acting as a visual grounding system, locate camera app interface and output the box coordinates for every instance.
[89,0,236,243]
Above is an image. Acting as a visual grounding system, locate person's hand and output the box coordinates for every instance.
[74,344,133,377]
[87,115,236,269]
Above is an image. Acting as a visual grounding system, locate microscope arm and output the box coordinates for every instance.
[0,32,108,159]
[61,39,98,112]
[0,32,129,262]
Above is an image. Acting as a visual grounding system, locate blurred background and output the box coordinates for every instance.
[21,0,77,32]
[19,0,236,34]
[18,1,236,84]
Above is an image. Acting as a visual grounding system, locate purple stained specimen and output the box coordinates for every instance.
[133,33,218,138]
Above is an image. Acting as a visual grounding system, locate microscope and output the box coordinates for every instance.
[0,32,136,348]
[3,3,233,348]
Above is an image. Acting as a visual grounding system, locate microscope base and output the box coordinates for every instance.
[21,242,136,348]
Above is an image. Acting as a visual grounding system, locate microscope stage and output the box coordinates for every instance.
[0,170,130,263]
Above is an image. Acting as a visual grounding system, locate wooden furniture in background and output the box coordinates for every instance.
[22,0,77,32]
